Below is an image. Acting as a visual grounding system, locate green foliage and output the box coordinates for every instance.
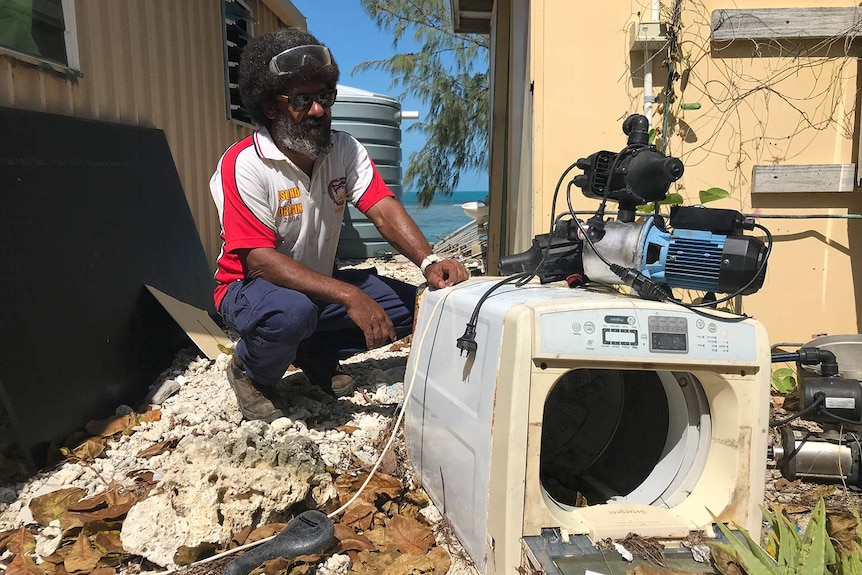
[635,193,685,213]
[771,367,797,394]
[699,187,730,204]
[357,0,490,207]
[708,501,862,575]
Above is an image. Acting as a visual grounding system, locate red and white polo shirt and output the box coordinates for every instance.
[210,128,394,309]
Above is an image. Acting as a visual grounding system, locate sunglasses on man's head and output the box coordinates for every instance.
[275,89,338,112]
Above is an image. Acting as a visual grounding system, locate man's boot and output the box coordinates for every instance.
[294,344,356,397]
[226,358,286,422]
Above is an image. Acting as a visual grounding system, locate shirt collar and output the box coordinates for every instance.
[253,128,289,161]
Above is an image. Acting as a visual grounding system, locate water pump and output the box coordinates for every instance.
[498,114,769,301]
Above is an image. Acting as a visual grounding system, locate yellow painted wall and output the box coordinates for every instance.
[515,0,862,343]
[0,0,303,265]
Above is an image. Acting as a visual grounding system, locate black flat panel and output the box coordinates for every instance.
[0,107,215,468]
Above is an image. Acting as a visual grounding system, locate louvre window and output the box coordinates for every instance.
[0,0,73,66]
[222,0,254,125]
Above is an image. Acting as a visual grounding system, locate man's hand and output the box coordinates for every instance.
[424,258,470,290]
[344,289,397,350]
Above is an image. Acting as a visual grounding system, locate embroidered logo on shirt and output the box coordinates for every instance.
[328,178,347,210]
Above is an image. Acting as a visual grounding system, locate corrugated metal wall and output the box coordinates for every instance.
[0,0,303,265]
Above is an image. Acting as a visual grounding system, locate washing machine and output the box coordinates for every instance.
[404,278,771,575]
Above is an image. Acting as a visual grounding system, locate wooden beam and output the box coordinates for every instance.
[751,164,857,193]
[712,7,862,41]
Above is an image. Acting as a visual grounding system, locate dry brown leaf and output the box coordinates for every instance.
[40,552,65,565]
[61,437,106,462]
[771,503,811,515]
[378,449,398,476]
[336,425,360,434]
[231,525,253,548]
[84,413,139,437]
[806,485,836,501]
[138,409,162,422]
[2,527,36,555]
[773,478,801,491]
[397,503,421,520]
[251,556,291,575]
[710,544,745,575]
[403,490,430,508]
[0,527,17,548]
[381,500,397,517]
[174,542,218,566]
[335,472,401,506]
[127,469,156,482]
[428,546,451,575]
[91,569,117,575]
[93,531,125,554]
[342,503,375,531]
[227,525,251,549]
[136,437,179,458]
[380,553,435,575]
[64,532,103,573]
[334,523,377,553]
[66,485,138,523]
[827,512,858,554]
[58,513,84,533]
[365,526,387,547]
[29,488,86,526]
[248,523,288,542]
[351,549,402,575]
[293,554,321,563]
[5,528,37,557]
[287,563,312,575]
[389,337,411,352]
[6,553,47,575]
[384,515,434,555]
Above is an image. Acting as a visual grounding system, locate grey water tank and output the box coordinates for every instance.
[331,84,409,259]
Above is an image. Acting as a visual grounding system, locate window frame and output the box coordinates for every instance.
[0,0,81,78]
[221,0,255,127]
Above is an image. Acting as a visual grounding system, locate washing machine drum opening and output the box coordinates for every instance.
[539,369,711,508]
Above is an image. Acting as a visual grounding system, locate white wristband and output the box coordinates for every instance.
[420,254,444,274]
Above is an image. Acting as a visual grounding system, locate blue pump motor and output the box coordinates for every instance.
[582,216,767,295]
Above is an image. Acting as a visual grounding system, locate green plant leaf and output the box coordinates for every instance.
[708,513,779,575]
[798,500,831,575]
[771,368,797,394]
[661,193,685,205]
[699,187,730,203]
[680,102,702,110]
[636,193,685,213]
[648,128,657,144]
[770,507,801,570]
[738,523,782,572]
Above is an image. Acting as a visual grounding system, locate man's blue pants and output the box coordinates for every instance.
[218,268,416,386]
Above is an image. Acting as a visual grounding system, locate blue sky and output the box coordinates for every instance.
[290,0,487,192]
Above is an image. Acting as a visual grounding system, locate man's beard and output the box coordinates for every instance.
[271,114,334,160]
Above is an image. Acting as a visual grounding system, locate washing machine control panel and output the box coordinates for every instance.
[538,308,758,362]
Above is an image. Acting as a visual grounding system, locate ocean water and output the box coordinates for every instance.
[402,190,488,242]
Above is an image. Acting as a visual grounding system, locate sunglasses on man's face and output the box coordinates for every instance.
[275,89,337,112]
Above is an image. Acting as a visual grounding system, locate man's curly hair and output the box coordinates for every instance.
[238,28,340,127]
